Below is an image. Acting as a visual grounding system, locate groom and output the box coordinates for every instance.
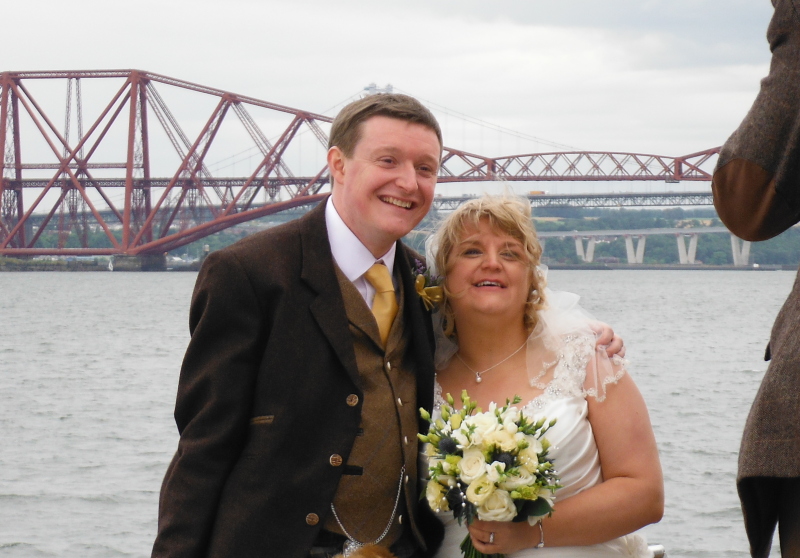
[152,94,447,558]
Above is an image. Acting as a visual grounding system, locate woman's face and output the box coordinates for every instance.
[445,218,531,325]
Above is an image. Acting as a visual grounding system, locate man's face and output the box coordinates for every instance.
[329,115,440,257]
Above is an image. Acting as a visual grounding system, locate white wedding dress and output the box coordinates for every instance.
[428,291,653,558]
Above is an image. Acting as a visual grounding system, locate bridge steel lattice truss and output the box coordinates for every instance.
[0,70,720,256]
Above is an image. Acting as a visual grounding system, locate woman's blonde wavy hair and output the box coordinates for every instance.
[432,194,547,336]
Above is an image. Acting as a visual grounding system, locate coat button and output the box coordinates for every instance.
[306,513,319,525]
[398,514,403,525]
[397,397,403,407]
[329,454,343,467]
[386,361,392,371]
[346,394,359,406]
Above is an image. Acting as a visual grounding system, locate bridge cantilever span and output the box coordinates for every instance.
[1,70,720,257]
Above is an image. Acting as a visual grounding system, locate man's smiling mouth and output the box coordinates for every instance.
[380,196,413,209]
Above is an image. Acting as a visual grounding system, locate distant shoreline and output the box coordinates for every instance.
[547,263,796,271]
[1,259,795,272]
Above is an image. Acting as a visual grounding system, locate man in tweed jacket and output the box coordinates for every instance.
[152,94,446,558]
[712,1,800,556]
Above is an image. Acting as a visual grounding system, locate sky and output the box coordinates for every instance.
[3,0,776,197]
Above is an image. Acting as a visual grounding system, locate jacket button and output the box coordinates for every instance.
[306,513,319,525]
[329,454,343,467]
[397,397,403,407]
[346,394,359,406]
[386,361,392,371]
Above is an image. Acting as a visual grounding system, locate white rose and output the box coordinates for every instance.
[465,474,495,506]
[459,447,487,483]
[486,461,506,483]
[477,489,518,522]
[464,411,499,444]
[499,466,534,491]
[483,429,518,452]
[426,481,449,512]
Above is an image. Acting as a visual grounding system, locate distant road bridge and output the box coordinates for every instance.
[537,226,751,266]
[0,70,719,257]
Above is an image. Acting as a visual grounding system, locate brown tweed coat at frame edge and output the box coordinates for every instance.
[712,1,800,555]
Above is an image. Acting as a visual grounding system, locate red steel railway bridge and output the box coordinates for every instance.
[0,70,719,258]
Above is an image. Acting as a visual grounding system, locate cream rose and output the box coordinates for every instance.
[465,474,495,506]
[459,447,487,483]
[483,429,518,452]
[463,412,499,445]
[426,480,449,512]
[477,488,518,522]
[499,466,534,491]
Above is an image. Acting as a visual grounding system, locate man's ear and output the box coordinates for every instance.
[327,146,346,187]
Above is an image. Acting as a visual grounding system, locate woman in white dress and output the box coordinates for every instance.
[426,195,664,557]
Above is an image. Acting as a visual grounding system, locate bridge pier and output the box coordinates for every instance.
[730,235,751,266]
[110,254,167,271]
[575,237,596,263]
[624,235,646,264]
[676,234,699,264]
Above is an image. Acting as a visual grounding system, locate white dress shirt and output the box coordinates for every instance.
[325,198,396,309]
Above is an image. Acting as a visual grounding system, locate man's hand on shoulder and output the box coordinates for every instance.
[591,321,625,359]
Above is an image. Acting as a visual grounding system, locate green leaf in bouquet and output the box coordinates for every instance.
[513,497,554,521]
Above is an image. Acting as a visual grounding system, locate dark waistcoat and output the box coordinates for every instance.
[325,266,422,547]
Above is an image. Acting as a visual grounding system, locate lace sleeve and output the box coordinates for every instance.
[534,288,627,402]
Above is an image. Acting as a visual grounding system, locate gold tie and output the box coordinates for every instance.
[364,263,398,347]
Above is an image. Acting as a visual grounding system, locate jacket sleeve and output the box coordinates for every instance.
[712,0,800,241]
[152,249,267,558]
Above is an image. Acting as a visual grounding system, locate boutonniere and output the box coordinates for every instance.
[413,258,444,311]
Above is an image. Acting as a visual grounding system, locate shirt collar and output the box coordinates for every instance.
[325,197,396,282]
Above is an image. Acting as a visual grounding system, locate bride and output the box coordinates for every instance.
[426,195,664,557]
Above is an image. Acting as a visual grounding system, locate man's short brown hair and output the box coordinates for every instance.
[328,94,443,157]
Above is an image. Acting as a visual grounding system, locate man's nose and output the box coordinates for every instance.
[395,162,418,191]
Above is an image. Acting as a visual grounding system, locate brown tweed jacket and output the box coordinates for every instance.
[712,0,800,554]
[151,199,441,558]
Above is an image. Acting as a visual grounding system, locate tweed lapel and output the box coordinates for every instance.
[395,244,436,414]
[299,199,361,387]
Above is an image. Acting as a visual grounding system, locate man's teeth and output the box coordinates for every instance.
[382,197,412,209]
[476,281,502,287]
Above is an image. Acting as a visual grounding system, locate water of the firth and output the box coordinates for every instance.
[0,269,794,557]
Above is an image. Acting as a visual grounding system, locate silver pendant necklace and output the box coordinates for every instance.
[456,338,528,383]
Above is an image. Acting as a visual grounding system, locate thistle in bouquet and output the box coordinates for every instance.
[419,390,561,558]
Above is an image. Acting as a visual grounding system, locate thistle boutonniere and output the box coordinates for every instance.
[413,258,444,311]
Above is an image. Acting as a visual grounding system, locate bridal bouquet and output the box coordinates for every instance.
[419,390,561,558]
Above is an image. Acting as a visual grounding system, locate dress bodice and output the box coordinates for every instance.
[428,329,651,558]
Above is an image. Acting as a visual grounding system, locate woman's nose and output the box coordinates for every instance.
[481,252,502,269]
